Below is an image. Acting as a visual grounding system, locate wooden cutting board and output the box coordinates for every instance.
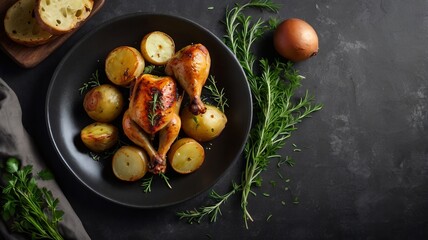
[0,0,105,68]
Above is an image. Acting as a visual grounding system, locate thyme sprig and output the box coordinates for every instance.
[177,0,322,228]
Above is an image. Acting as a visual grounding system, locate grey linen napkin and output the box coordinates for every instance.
[0,78,91,240]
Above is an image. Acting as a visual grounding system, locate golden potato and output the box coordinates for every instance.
[83,84,124,123]
[112,146,148,181]
[105,46,145,86]
[168,138,204,174]
[140,31,175,65]
[80,122,118,152]
[181,105,227,142]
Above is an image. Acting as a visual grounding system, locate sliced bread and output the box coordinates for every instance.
[3,0,53,47]
[35,0,94,35]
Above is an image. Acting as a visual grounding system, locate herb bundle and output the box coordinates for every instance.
[177,0,322,228]
[1,158,64,239]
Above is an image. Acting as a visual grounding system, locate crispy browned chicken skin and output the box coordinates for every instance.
[124,74,181,174]
[165,43,211,115]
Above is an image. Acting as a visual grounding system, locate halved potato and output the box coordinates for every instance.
[167,138,205,174]
[83,84,124,123]
[105,46,145,86]
[80,122,118,152]
[112,146,148,181]
[140,31,175,65]
[181,105,227,142]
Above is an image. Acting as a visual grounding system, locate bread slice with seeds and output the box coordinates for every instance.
[35,0,94,35]
[3,0,53,47]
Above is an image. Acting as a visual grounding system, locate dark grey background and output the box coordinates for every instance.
[1,0,428,239]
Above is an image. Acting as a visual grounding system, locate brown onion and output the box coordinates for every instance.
[273,18,319,62]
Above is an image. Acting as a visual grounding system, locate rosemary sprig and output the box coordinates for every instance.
[240,60,322,227]
[79,70,100,94]
[277,156,295,168]
[177,182,240,223]
[159,172,172,189]
[89,148,116,162]
[88,139,126,161]
[148,90,162,127]
[1,158,64,240]
[141,175,154,193]
[140,173,172,193]
[204,75,229,112]
[177,0,322,228]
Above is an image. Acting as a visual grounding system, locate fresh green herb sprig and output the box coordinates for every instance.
[144,65,166,75]
[159,172,172,189]
[1,158,64,240]
[204,76,229,112]
[148,90,163,127]
[141,176,154,193]
[140,173,172,193]
[277,156,295,168]
[38,169,55,181]
[79,70,101,94]
[178,182,240,223]
[88,139,127,162]
[89,147,116,162]
[177,0,322,228]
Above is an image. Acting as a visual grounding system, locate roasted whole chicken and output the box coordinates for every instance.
[122,43,211,174]
[123,74,182,174]
[165,43,211,115]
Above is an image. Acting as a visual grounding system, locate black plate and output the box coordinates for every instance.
[46,13,252,208]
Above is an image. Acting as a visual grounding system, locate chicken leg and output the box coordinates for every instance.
[165,43,211,115]
[158,93,183,159]
[122,110,166,174]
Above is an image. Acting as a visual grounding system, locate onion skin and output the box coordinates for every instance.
[273,18,319,62]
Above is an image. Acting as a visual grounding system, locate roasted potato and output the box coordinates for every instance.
[112,146,148,181]
[105,46,145,86]
[168,138,204,174]
[83,84,124,123]
[140,31,175,65]
[181,105,227,142]
[80,122,118,152]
